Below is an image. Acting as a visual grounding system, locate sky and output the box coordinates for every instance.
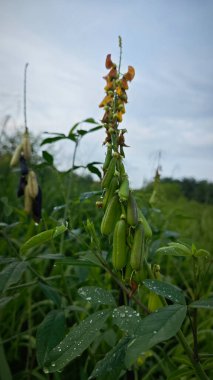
[0,0,213,188]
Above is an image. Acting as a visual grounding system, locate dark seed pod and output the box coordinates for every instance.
[17,175,27,197]
[19,156,29,175]
[130,223,144,271]
[32,186,42,223]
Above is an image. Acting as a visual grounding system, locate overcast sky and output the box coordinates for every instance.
[0,0,213,188]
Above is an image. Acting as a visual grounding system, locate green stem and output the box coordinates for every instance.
[177,330,209,380]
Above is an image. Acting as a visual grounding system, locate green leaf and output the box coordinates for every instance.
[44,310,110,372]
[34,254,100,267]
[156,243,192,257]
[0,297,13,308]
[89,337,130,380]
[78,286,116,306]
[42,151,54,165]
[87,163,102,180]
[189,297,213,309]
[39,282,61,307]
[194,249,210,258]
[20,225,67,253]
[36,310,66,368]
[0,261,27,293]
[125,304,187,367]
[167,367,194,380]
[143,279,186,305]
[83,118,98,124]
[0,338,12,380]
[40,136,66,146]
[79,191,102,202]
[112,306,142,334]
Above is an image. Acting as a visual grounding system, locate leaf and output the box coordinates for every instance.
[40,136,66,146]
[39,282,61,307]
[89,337,130,379]
[0,296,13,308]
[0,261,27,293]
[112,306,142,334]
[189,297,213,309]
[87,163,102,179]
[156,243,192,257]
[83,118,98,124]
[0,338,12,380]
[125,304,187,367]
[194,249,210,258]
[36,310,66,368]
[34,254,100,267]
[42,151,54,165]
[44,310,110,372]
[79,191,102,202]
[143,279,186,305]
[20,225,67,253]
[78,286,116,306]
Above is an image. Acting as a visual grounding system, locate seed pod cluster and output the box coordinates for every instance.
[10,128,42,222]
[98,51,153,282]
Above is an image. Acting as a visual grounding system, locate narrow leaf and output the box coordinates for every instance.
[36,310,66,368]
[0,261,27,293]
[78,286,116,306]
[189,297,213,309]
[42,151,54,165]
[44,310,110,372]
[143,279,186,305]
[21,225,67,253]
[39,282,61,307]
[156,244,192,257]
[40,136,66,146]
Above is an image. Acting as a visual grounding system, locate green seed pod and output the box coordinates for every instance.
[127,192,138,226]
[10,144,23,167]
[118,176,129,201]
[24,184,32,214]
[137,208,152,238]
[101,195,121,235]
[103,145,112,171]
[101,157,116,189]
[22,130,32,160]
[27,170,39,199]
[112,219,127,270]
[117,160,126,176]
[130,223,144,271]
[102,176,119,208]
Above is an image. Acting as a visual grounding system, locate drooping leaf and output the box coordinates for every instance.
[36,310,66,368]
[20,225,67,253]
[89,336,130,380]
[112,306,142,334]
[0,261,27,293]
[78,286,116,306]
[143,279,186,305]
[189,297,213,309]
[44,310,110,372]
[39,282,61,307]
[87,163,102,179]
[125,304,187,367]
[42,151,54,165]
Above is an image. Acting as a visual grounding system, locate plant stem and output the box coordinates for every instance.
[177,330,209,380]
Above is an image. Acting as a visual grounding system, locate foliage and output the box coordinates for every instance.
[0,47,212,380]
